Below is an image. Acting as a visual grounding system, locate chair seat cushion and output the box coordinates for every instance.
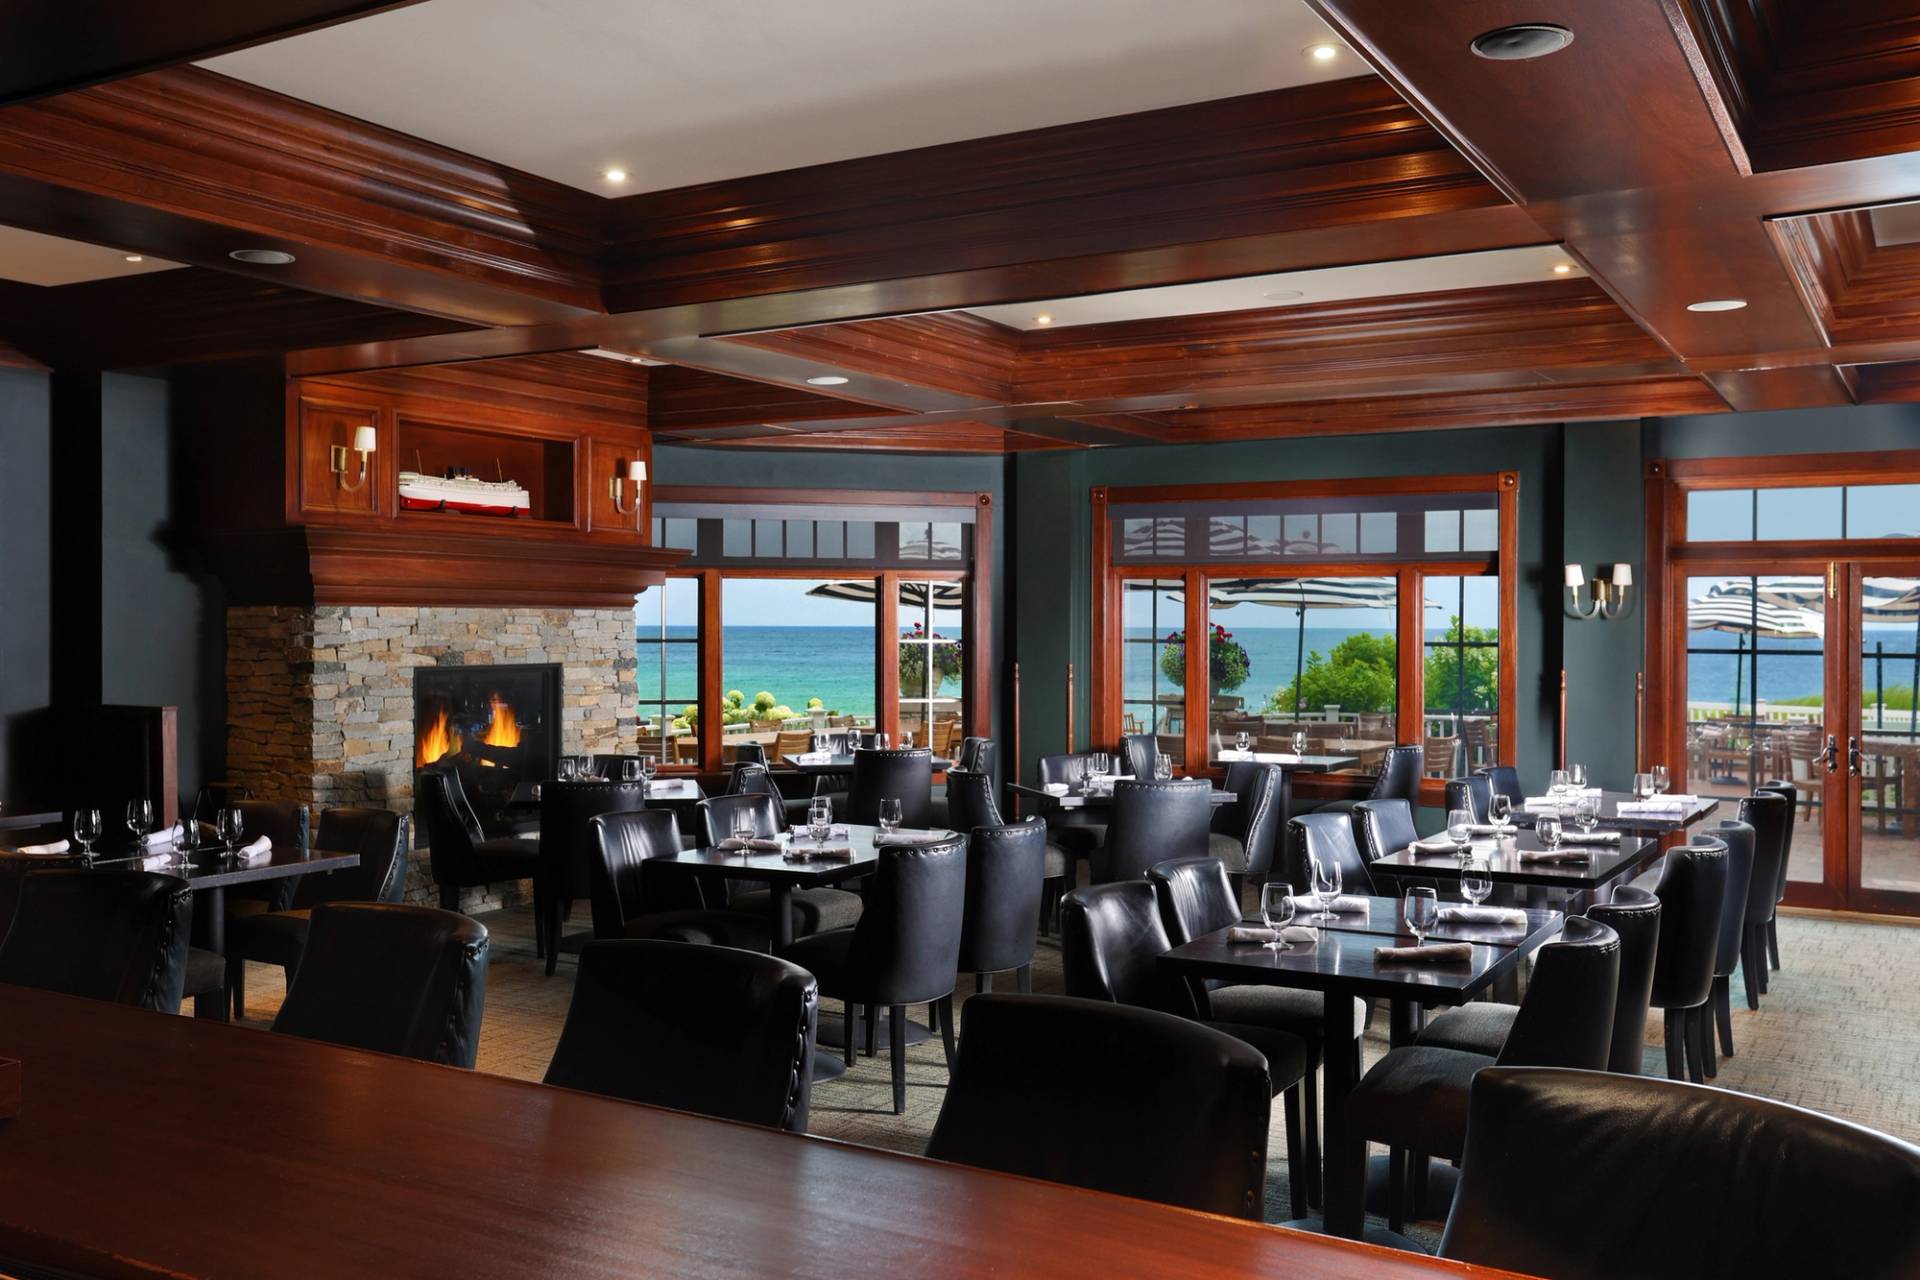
[1207,830,1248,871]
[1347,1045,1494,1159]
[227,909,314,973]
[1044,841,1071,880]
[471,835,542,882]
[1045,822,1105,857]
[182,947,227,999]
[1416,1001,1518,1057]
[730,886,864,936]
[624,909,771,951]
[782,927,856,997]
[1204,1020,1309,1092]
[1207,984,1368,1048]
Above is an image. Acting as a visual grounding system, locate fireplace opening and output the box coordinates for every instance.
[414,663,561,823]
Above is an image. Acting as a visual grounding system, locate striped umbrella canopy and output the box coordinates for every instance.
[1701,576,1920,622]
[806,579,965,609]
[1204,577,1399,610]
[1687,593,1824,638]
[1121,518,1337,561]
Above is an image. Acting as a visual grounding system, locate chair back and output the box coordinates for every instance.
[541,781,648,901]
[1100,779,1210,883]
[0,869,189,1010]
[1586,885,1663,1074]
[417,765,484,887]
[956,736,994,774]
[845,834,968,1006]
[544,939,816,1132]
[271,902,488,1067]
[957,819,1047,976]
[1216,762,1282,879]
[1477,765,1525,805]
[699,793,784,847]
[727,762,779,798]
[730,742,769,769]
[1059,880,1192,1015]
[1647,835,1730,1011]
[1285,811,1376,897]
[926,994,1270,1220]
[1757,779,1797,904]
[1368,744,1425,802]
[1037,753,1093,788]
[773,729,814,758]
[1120,733,1157,781]
[1737,791,1789,928]
[1440,1067,1920,1280]
[847,748,933,828]
[1497,916,1620,1070]
[944,768,1002,834]
[586,809,686,938]
[1354,798,1419,865]
[296,808,409,907]
[1443,775,1492,824]
[1147,856,1240,946]
[230,800,311,910]
[1707,820,1756,980]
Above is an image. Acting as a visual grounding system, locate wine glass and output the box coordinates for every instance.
[1404,887,1439,947]
[1446,806,1475,857]
[1548,768,1571,798]
[731,806,755,854]
[877,797,903,837]
[73,809,101,863]
[621,758,641,782]
[1154,754,1174,781]
[1489,793,1514,832]
[640,754,659,785]
[557,757,577,782]
[1234,730,1252,755]
[873,733,890,750]
[900,731,914,750]
[126,798,154,848]
[1537,814,1563,850]
[1309,857,1343,926]
[808,795,833,845]
[1633,771,1655,800]
[1091,751,1110,777]
[1460,856,1493,909]
[172,812,197,867]
[1573,794,1601,835]
[1259,883,1296,952]
[1570,762,1588,791]
[218,808,245,853]
[1292,730,1309,757]
[812,732,828,755]
[1652,764,1671,795]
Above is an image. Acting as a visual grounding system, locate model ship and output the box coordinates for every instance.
[398,461,530,517]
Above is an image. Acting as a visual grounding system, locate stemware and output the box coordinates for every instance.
[1259,883,1296,952]
[621,758,641,782]
[1570,762,1588,790]
[1309,857,1343,926]
[1460,856,1493,909]
[900,732,914,750]
[1488,793,1514,831]
[1633,771,1655,800]
[1234,730,1252,754]
[125,798,155,847]
[1446,807,1475,858]
[808,795,833,845]
[557,757,577,782]
[877,797,903,836]
[1652,764,1671,795]
[731,807,755,854]
[1573,794,1601,834]
[640,754,659,784]
[1291,730,1309,757]
[1548,768,1571,798]
[1537,814,1563,849]
[1154,754,1174,781]
[812,732,829,755]
[1403,887,1439,947]
[172,812,197,867]
[873,732,890,750]
[218,807,245,853]
[1090,751,1110,777]
[73,809,101,863]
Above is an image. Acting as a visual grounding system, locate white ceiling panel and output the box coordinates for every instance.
[0,226,182,287]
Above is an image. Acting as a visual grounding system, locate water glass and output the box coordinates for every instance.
[731,807,755,852]
[1652,764,1671,795]
[877,797,903,835]
[1460,856,1493,908]
[1573,794,1601,833]
[1404,886,1439,946]
[812,733,828,754]
[1489,794,1513,830]
[1309,857,1343,926]
[1548,768,1571,797]
[1537,814,1563,849]
[218,807,245,851]
[873,733,890,750]
[621,758,641,782]
[1292,731,1309,757]
[1234,731,1252,754]
[1091,752,1110,777]
[1154,754,1174,781]
[900,732,914,750]
[1446,806,1475,854]
[808,796,833,845]
[1259,883,1296,952]
[73,809,101,861]
[640,755,659,783]
[557,757,577,782]
[1633,771,1655,800]
[1571,762,1588,790]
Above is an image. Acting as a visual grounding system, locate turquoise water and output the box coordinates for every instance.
[636,626,890,718]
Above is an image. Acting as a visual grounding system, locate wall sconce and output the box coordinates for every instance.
[330,425,376,492]
[1566,562,1633,621]
[609,459,646,527]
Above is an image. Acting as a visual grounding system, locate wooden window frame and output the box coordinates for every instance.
[1091,473,1519,804]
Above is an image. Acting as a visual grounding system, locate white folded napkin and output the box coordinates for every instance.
[1439,905,1529,926]
[1376,942,1474,963]
[1042,782,1070,796]
[1560,830,1622,845]
[1618,796,1699,814]
[1409,834,1494,854]
[12,839,70,856]
[1520,847,1592,864]
[1522,798,1570,812]
[795,751,834,765]
[1288,893,1369,914]
[789,823,850,840]
[1466,823,1508,835]
[783,843,854,862]
[140,823,187,850]
[874,829,950,848]
[234,835,273,863]
[1228,924,1317,945]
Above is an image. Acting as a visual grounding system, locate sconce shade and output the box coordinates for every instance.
[627,460,647,482]
[1564,563,1585,588]
[1611,563,1633,588]
[351,426,377,453]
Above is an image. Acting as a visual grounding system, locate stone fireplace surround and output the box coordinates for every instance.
[225,605,637,911]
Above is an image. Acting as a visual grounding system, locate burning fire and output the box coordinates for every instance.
[416,707,462,767]
[416,692,520,768]
[480,693,522,748]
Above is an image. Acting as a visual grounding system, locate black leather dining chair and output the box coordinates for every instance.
[1120,732,1158,781]
[783,835,968,1113]
[1349,915,1620,1231]
[1284,811,1377,898]
[1037,751,1107,860]
[1059,879,1312,1219]
[539,781,648,976]
[1098,778,1210,883]
[226,807,410,1018]
[1757,779,1796,972]
[587,809,770,949]
[1311,743,1424,820]
[418,764,544,942]
[224,800,312,913]
[1208,762,1283,890]
[1703,818,1756,1071]
[1353,798,1429,898]
[956,817,1047,994]
[271,902,489,1067]
[847,748,934,828]
[927,993,1273,1221]
[698,794,861,937]
[1737,791,1789,1009]
[0,868,189,1011]
[1476,765,1525,806]
[955,736,995,776]
[1439,1067,1920,1280]
[1643,835,1730,1082]
[544,939,817,1132]
[1443,775,1493,824]
[949,766,1073,934]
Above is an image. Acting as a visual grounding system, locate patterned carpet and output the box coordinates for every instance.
[227,906,1920,1235]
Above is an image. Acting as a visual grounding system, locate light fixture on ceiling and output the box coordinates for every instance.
[1686,298,1748,312]
[603,167,629,184]
[1552,262,1574,275]
[123,254,144,263]
[229,248,296,265]
[1305,42,1340,62]
[1262,289,1305,301]
[805,375,850,386]
[582,347,665,366]
[1470,23,1575,60]
[1033,313,1054,326]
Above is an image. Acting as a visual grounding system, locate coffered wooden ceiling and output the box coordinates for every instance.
[3,0,1920,449]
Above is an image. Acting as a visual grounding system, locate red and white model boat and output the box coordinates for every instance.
[398,469,530,517]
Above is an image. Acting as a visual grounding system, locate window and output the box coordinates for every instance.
[719,579,876,762]
[898,580,966,755]
[635,578,700,764]
[1095,476,1516,792]
[1685,483,1920,541]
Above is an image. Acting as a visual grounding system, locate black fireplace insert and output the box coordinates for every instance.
[414,663,561,822]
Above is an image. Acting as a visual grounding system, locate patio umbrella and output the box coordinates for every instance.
[1203,577,1402,715]
[806,580,965,609]
[1687,588,1824,717]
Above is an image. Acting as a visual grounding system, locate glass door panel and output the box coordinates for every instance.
[1854,571,1920,904]
[1121,578,1186,767]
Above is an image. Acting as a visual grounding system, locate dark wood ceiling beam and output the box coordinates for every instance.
[0,1,423,106]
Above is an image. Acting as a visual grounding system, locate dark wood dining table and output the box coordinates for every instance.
[1369,829,1663,901]
[1160,897,1564,1240]
[0,983,1533,1280]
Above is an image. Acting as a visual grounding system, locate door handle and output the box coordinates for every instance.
[1849,736,1863,779]
[1821,735,1839,774]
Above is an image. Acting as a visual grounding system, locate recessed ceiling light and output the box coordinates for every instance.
[602,167,628,184]
[582,347,665,366]
[228,248,295,265]
[123,254,144,263]
[1552,263,1574,275]
[1470,23,1575,60]
[805,375,850,386]
[1305,43,1340,62]
[1262,289,1304,301]
[1033,313,1054,326]
[1686,298,1748,312]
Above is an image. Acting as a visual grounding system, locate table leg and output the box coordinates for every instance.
[1322,986,1364,1237]
[768,882,794,952]
[192,885,226,1021]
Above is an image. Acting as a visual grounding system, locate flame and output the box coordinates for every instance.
[480,693,522,748]
[416,707,462,767]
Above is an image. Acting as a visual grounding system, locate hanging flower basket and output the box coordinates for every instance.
[899,622,964,693]
[1160,624,1250,693]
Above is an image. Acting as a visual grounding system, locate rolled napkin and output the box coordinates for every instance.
[1466,823,1508,835]
[1409,834,1488,854]
[1227,924,1318,945]
[1042,782,1070,796]
[234,835,273,863]
[1438,905,1529,926]
[746,836,785,852]
[1519,847,1592,864]
[1376,942,1474,964]
[784,843,854,862]
[789,823,850,840]
[874,829,951,848]
[12,839,71,856]
[1522,798,1570,812]
[141,852,177,871]
[1559,829,1622,845]
[1288,893,1370,914]
[1617,796,1699,814]
[794,751,835,765]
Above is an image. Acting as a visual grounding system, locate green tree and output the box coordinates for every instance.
[1263,631,1397,714]
[1422,618,1499,713]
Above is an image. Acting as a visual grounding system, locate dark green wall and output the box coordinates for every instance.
[0,369,53,799]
